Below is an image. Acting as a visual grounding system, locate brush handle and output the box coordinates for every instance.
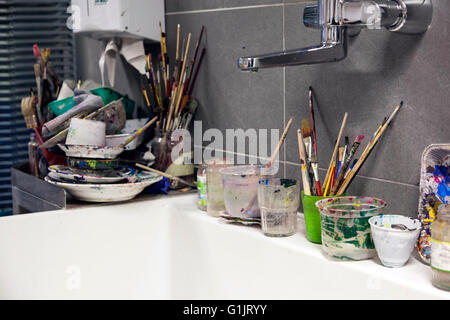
[322,112,348,194]
[311,162,322,196]
[309,88,318,157]
[188,48,206,96]
[118,115,158,149]
[136,163,196,188]
[297,129,311,196]
[330,140,361,196]
[315,180,322,196]
[187,26,205,92]
[336,103,402,195]
[268,117,294,168]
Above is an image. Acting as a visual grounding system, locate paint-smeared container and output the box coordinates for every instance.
[369,215,421,268]
[220,165,276,219]
[315,196,386,261]
[65,118,106,147]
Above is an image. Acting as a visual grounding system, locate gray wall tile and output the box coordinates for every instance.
[166,6,286,159]
[165,0,290,13]
[284,2,450,187]
[285,162,419,217]
[75,1,449,219]
[165,0,224,13]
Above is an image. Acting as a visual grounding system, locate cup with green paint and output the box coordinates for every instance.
[301,191,344,244]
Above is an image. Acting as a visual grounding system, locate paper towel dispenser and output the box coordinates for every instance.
[70,0,165,41]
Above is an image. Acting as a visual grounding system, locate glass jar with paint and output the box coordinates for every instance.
[197,163,207,211]
[431,204,450,291]
[220,165,276,219]
[150,128,194,189]
[206,159,233,217]
[258,178,300,237]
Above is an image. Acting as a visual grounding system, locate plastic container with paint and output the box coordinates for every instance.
[315,196,386,261]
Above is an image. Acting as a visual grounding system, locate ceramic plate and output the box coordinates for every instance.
[48,165,136,184]
[67,157,120,170]
[44,171,163,202]
[58,144,124,159]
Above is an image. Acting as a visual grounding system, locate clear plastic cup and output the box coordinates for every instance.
[206,159,233,217]
[220,165,276,219]
[258,179,300,237]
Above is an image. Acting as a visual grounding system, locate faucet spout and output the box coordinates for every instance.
[237,0,432,72]
[238,26,347,72]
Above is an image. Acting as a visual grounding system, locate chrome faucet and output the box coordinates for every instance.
[238,0,432,71]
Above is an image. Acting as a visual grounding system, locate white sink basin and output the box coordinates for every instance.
[0,193,447,299]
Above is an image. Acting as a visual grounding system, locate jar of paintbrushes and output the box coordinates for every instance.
[150,128,194,189]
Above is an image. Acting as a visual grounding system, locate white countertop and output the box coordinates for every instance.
[0,193,448,299]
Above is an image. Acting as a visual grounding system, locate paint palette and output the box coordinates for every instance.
[219,211,261,226]
[48,165,136,184]
[416,144,450,265]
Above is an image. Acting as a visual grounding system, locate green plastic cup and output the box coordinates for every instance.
[301,191,344,244]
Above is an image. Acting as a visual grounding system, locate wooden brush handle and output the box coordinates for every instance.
[268,117,294,168]
[322,112,348,194]
[118,115,158,149]
[136,163,196,188]
[297,129,311,196]
[336,103,402,195]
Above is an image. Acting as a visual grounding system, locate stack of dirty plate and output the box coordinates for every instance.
[44,118,162,202]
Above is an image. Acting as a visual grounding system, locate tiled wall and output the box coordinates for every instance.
[163,0,450,217]
[76,1,449,217]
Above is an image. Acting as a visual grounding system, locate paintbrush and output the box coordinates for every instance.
[329,163,336,193]
[343,136,349,163]
[297,129,311,196]
[136,163,196,188]
[301,119,313,163]
[140,78,151,110]
[118,115,158,149]
[173,33,192,118]
[183,99,199,129]
[323,161,334,196]
[336,146,345,178]
[174,24,181,82]
[185,25,205,94]
[330,134,364,196]
[33,64,43,125]
[268,117,294,168]
[336,102,403,195]
[301,118,316,194]
[159,23,168,97]
[179,48,206,114]
[309,86,318,158]
[322,112,348,194]
[242,117,294,215]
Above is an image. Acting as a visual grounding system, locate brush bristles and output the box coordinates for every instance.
[301,119,312,138]
[355,134,365,143]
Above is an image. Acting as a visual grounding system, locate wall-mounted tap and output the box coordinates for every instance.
[238,0,432,71]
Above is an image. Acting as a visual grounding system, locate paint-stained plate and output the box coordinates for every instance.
[58,144,124,159]
[44,171,162,203]
[48,165,136,184]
